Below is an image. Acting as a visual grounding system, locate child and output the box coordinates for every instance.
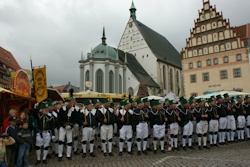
[16,121,33,167]
[5,116,19,167]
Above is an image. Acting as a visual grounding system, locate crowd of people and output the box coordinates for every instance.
[1,93,250,167]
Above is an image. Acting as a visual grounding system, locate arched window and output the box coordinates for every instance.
[85,70,90,90]
[119,75,122,93]
[128,87,134,96]
[96,69,103,92]
[109,71,114,93]
[163,66,167,89]
[176,71,180,95]
[169,68,173,91]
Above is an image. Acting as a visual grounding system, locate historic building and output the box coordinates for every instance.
[0,47,20,88]
[181,0,250,97]
[117,1,182,96]
[79,28,159,96]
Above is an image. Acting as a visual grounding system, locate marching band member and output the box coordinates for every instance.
[243,95,250,140]
[71,99,81,155]
[143,98,153,151]
[57,100,76,161]
[118,99,134,156]
[133,98,149,155]
[80,99,98,158]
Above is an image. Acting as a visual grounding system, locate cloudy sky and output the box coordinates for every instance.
[0,0,249,87]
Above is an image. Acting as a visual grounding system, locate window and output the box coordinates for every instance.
[163,66,167,89]
[221,70,227,79]
[96,69,104,92]
[214,58,218,65]
[169,68,173,91]
[236,54,242,61]
[85,70,90,90]
[234,68,241,78]
[189,62,193,69]
[119,75,122,93]
[109,71,114,93]
[223,56,229,63]
[197,61,202,67]
[203,73,209,81]
[190,74,196,83]
[193,50,197,56]
[207,59,211,66]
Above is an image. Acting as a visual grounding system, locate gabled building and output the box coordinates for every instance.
[53,81,79,93]
[117,1,183,96]
[181,0,250,96]
[79,28,159,97]
[0,47,20,88]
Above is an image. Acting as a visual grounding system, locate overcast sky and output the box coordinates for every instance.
[0,0,249,87]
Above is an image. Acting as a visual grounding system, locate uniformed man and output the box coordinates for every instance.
[233,96,246,141]
[243,95,250,140]
[215,95,228,145]
[133,98,149,155]
[71,99,81,155]
[179,98,194,150]
[34,101,54,165]
[143,98,153,151]
[206,97,219,147]
[189,98,197,145]
[57,100,76,161]
[165,100,180,151]
[223,93,236,143]
[80,99,98,158]
[97,98,116,156]
[118,99,134,156]
[194,99,209,150]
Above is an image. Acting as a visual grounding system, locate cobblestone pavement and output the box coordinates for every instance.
[29,140,250,167]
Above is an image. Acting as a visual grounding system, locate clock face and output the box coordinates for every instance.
[129,22,133,28]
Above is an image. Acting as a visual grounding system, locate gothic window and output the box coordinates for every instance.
[85,70,90,90]
[163,66,167,89]
[119,75,122,93]
[96,69,103,92]
[109,71,114,93]
[169,68,173,91]
[128,87,134,96]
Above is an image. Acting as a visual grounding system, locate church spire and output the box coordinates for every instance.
[129,0,136,20]
[101,27,107,45]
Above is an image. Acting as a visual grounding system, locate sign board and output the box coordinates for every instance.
[11,69,31,97]
[33,66,48,102]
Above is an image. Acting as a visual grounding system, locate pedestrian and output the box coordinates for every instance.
[16,121,33,167]
[0,133,15,167]
[3,109,17,133]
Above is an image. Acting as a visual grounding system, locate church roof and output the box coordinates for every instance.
[116,49,160,88]
[134,20,182,69]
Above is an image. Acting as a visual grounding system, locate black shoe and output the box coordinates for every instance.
[188,146,195,150]
[210,144,214,147]
[47,154,51,159]
[113,144,118,148]
[137,151,141,155]
[82,153,86,158]
[198,146,202,150]
[161,150,166,154]
[147,148,153,151]
[67,156,72,160]
[203,146,210,149]
[214,144,219,147]
[143,150,148,155]
[97,145,101,149]
[58,157,62,161]
[224,142,228,145]
[128,151,134,155]
[42,160,48,164]
[35,160,41,165]
[182,146,187,151]
[175,147,180,151]
[119,152,122,156]
[103,153,107,156]
[55,153,58,157]
[219,142,224,145]
[74,151,80,155]
[248,138,250,140]
[109,152,114,156]
[154,150,157,154]
[90,152,96,157]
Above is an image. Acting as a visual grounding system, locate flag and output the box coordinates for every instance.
[32,66,48,102]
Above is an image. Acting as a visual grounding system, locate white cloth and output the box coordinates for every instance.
[59,127,73,143]
[73,123,79,137]
[82,127,95,141]
[136,122,148,139]
[119,125,132,139]
[36,131,51,147]
[219,117,227,129]
[237,116,246,128]
[227,115,236,130]
[196,120,208,134]
[183,121,193,136]
[153,124,166,138]
[209,120,219,132]
[169,123,179,135]
[52,128,59,142]
[100,124,113,140]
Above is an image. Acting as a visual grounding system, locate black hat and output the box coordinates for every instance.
[8,116,17,122]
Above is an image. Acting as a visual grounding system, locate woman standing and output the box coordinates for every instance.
[0,133,15,167]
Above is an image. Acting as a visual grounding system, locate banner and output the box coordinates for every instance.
[12,69,31,97]
[33,66,48,102]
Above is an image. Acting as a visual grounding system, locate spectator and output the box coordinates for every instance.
[5,117,19,167]
[17,111,28,129]
[0,133,15,167]
[16,121,32,167]
[3,109,17,132]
